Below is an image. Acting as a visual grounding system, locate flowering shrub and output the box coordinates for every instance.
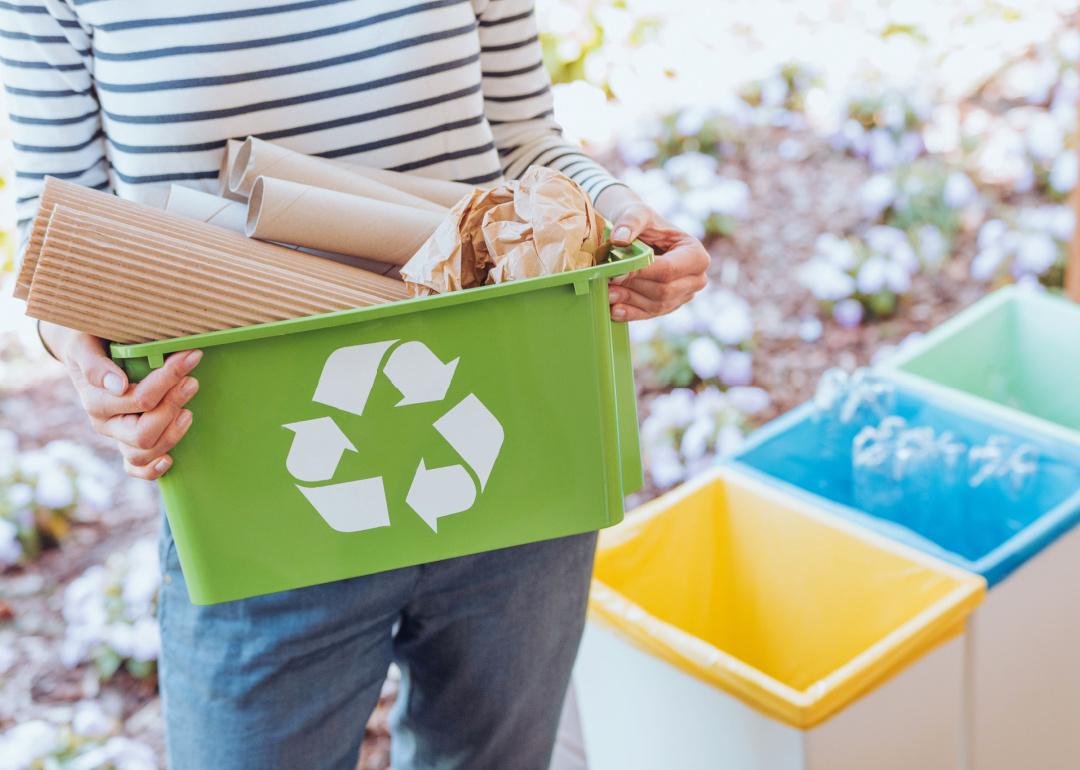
[61,539,160,682]
[830,87,932,170]
[970,205,1076,286]
[0,702,157,770]
[630,289,755,390]
[620,153,750,240]
[641,385,770,489]
[798,228,924,325]
[0,432,116,569]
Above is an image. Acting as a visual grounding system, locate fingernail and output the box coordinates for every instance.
[613,226,632,243]
[103,372,125,395]
[154,458,171,475]
[180,377,199,398]
[613,307,627,320]
[184,350,203,369]
[609,290,623,304]
[176,410,192,429]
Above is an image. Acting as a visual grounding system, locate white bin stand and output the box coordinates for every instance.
[966,522,1080,770]
[574,621,967,770]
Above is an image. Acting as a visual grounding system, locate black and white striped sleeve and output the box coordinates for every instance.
[0,0,110,238]
[474,0,623,202]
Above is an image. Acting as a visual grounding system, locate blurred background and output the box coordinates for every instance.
[0,0,1077,767]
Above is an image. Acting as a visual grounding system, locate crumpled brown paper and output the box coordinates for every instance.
[400,166,606,296]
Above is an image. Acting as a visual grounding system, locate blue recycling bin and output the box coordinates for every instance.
[731,382,1080,770]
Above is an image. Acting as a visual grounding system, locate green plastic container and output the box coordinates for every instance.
[883,286,1080,442]
[112,243,652,604]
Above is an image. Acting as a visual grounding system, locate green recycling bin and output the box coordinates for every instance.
[111,243,652,604]
[883,286,1080,441]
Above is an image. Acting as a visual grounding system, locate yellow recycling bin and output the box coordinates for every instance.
[573,467,985,770]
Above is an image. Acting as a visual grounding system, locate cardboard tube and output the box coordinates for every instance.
[246,176,445,265]
[219,139,247,202]
[230,137,470,208]
[27,206,401,343]
[165,184,247,233]
[163,184,401,278]
[20,178,408,302]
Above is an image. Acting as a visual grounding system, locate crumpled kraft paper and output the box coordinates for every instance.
[400,166,605,296]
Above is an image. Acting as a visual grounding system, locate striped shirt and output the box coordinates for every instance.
[0,0,621,237]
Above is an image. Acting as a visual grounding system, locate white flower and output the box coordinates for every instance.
[680,417,714,461]
[971,246,1006,282]
[942,171,977,209]
[686,337,725,380]
[833,298,865,328]
[977,219,1008,251]
[868,128,899,169]
[684,178,750,219]
[669,212,706,241]
[0,720,62,770]
[128,617,161,662]
[798,316,823,342]
[1026,112,1064,162]
[72,700,115,738]
[884,259,913,294]
[856,255,888,294]
[798,259,855,302]
[648,447,685,488]
[715,424,746,458]
[720,350,753,387]
[706,301,754,346]
[7,483,33,509]
[1050,150,1078,195]
[726,386,770,415]
[1013,233,1058,277]
[916,224,948,268]
[814,233,858,270]
[0,519,21,568]
[664,151,718,189]
[35,467,75,509]
[858,174,896,219]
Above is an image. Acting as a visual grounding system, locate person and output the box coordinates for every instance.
[1,1,708,768]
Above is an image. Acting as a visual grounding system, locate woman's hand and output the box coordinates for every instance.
[595,185,710,322]
[42,322,202,480]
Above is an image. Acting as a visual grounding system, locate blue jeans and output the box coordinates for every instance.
[157,514,596,770]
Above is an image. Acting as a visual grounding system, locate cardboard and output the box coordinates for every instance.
[229,137,456,210]
[27,205,402,343]
[21,178,407,302]
[402,166,606,296]
[246,176,445,265]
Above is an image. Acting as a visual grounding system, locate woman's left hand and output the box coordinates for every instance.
[596,187,711,321]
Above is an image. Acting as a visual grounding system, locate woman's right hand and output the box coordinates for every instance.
[43,323,203,480]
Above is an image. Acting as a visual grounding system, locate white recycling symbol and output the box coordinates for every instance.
[283,340,504,533]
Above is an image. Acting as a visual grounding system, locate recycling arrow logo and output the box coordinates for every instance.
[283,340,504,533]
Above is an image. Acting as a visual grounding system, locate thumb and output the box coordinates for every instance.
[610,205,649,247]
[70,334,128,395]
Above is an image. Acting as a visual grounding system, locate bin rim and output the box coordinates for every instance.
[879,285,1080,446]
[732,382,1080,587]
[589,466,985,729]
[110,239,653,363]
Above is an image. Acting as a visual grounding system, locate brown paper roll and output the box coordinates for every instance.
[229,138,453,211]
[27,205,404,343]
[246,176,446,265]
[218,139,247,202]
[19,177,408,303]
[228,137,464,208]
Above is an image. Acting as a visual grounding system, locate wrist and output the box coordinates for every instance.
[38,321,82,364]
[594,183,644,224]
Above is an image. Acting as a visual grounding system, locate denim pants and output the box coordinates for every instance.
[157,513,597,770]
